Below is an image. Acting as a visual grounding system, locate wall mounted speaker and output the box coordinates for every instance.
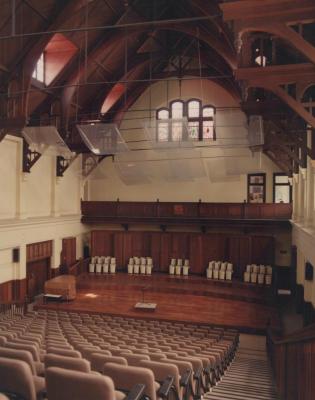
[305,262,314,281]
[12,248,20,263]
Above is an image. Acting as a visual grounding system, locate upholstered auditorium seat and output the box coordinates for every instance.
[46,366,128,400]
[90,354,128,372]
[45,353,92,373]
[0,357,38,400]
[103,362,157,400]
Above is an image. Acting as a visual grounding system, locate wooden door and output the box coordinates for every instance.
[27,258,50,300]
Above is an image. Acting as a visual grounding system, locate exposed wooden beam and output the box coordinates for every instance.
[220,0,315,24]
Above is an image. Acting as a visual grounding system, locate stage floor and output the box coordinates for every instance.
[37,273,281,333]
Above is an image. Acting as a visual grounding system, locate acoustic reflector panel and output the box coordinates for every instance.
[143,118,193,149]
[22,126,71,156]
[77,123,129,155]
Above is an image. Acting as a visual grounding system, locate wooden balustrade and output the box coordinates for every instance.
[267,324,315,400]
[67,258,90,276]
[81,201,292,224]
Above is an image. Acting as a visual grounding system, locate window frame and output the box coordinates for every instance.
[273,172,292,203]
[32,52,46,84]
[156,98,216,142]
[247,173,266,203]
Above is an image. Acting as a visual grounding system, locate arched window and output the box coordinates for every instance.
[157,108,170,142]
[156,99,215,142]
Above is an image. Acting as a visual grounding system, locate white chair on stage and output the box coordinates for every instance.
[103,262,109,274]
[213,262,220,279]
[221,262,227,271]
[258,273,265,284]
[252,264,259,274]
[109,258,116,274]
[250,272,258,284]
[219,269,226,280]
[127,264,133,274]
[89,263,95,273]
[246,264,252,274]
[266,266,273,275]
[208,261,215,270]
[146,265,153,275]
[133,264,140,274]
[95,263,103,274]
[243,271,250,282]
[206,268,213,279]
[169,265,175,275]
[91,256,97,264]
[265,274,272,285]
[140,263,146,275]
[225,263,233,280]
[175,265,182,276]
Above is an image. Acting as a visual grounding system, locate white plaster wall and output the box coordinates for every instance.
[89,79,280,202]
[0,136,20,219]
[0,135,87,285]
[0,216,89,284]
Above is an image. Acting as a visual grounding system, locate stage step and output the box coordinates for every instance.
[205,334,279,400]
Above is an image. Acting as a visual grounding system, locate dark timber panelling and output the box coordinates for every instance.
[90,230,275,275]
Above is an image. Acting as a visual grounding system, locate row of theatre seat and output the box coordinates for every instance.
[0,309,239,400]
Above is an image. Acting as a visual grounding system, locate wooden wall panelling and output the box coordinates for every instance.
[26,240,52,262]
[150,233,162,271]
[239,236,251,278]
[122,232,133,268]
[228,236,241,278]
[189,234,204,274]
[202,234,227,266]
[91,231,113,256]
[113,232,125,269]
[251,235,275,265]
[160,233,172,272]
[61,237,76,267]
[170,233,190,261]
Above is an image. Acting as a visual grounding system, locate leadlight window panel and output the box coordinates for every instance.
[188,100,201,118]
[157,109,169,120]
[188,121,199,140]
[203,120,214,139]
[32,53,45,83]
[171,101,184,118]
[203,106,214,118]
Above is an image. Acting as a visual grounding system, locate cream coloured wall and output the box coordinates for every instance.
[292,139,315,306]
[0,135,88,285]
[89,79,281,202]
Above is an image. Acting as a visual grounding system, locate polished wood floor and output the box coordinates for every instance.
[38,273,280,333]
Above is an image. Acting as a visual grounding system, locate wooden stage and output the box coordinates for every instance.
[37,273,281,333]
